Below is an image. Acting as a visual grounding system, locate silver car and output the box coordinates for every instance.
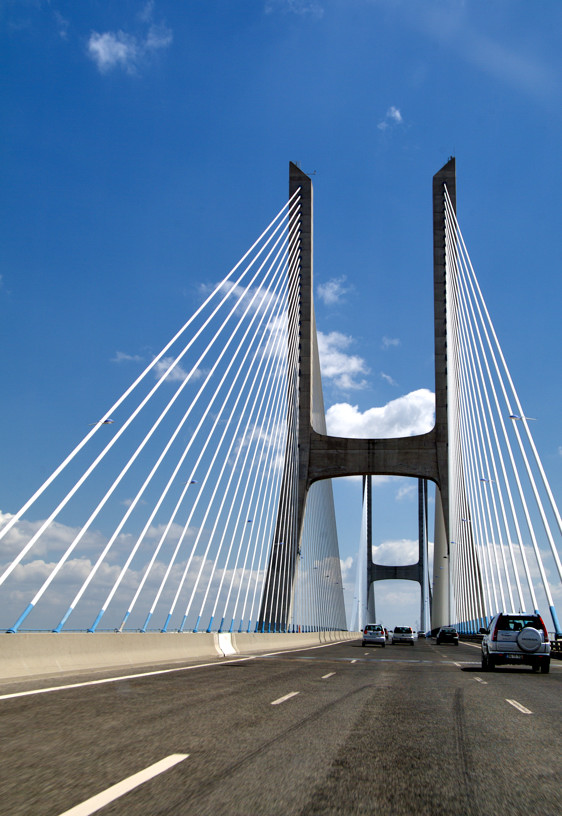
[362,624,386,647]
[392,626,415,646]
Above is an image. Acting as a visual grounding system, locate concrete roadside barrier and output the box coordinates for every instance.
[0,630,360,681]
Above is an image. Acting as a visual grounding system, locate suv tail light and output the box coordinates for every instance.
[537,615,549,643]
[491,618,501,641]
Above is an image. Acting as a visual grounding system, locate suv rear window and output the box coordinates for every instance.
[496,615,540,631]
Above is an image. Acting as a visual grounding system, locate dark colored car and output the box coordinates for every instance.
[436,626,459,645]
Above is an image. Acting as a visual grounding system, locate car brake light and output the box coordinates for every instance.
[537,616,549,642]
[491,618,501,641]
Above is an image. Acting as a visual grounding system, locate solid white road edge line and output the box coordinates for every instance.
[271,691,300,706]
[56,754,188,816]
[506,699,532,714]
[322,672,335,679]
[0,659,257,701]
[0,638,355,702]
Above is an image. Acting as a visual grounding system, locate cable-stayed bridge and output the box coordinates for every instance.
[0,159,560,639]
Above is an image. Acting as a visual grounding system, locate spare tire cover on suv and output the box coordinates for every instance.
[516,627,542,653]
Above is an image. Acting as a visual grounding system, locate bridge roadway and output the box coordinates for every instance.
[1,638,560,815]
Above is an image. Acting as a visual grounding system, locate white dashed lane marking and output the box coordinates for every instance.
[56,754,188,816]
[271,691,300,706]
[474,677,488,684]
[506,699,532,714]
[322,672,335,679]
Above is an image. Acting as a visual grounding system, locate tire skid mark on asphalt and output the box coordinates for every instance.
[180,684,375,810]
[56,754,189,816]
[453,687,478,816]
[506,698,532,714]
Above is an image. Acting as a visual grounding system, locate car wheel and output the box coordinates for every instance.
[381,643,385,648]
[361,641,365,647]
[531,662,540,673]
[455,642,459,646]
[541,660,550,674]
[481,652,489,671]
[410,641,414,647]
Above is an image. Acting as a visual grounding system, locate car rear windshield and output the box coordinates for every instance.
[365,625,382,631]
[394,627,411,633]
[496,615,540,631]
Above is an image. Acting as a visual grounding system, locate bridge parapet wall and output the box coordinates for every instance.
[0,631,358,681]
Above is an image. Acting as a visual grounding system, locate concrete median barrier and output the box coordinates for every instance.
[0,630,360,681]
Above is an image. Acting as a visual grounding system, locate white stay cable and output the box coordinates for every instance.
[445,190,555,610]
[0,198,294,549]
[0,204,293,593]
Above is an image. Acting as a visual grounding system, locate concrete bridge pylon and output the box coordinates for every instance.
[260,159,474,632]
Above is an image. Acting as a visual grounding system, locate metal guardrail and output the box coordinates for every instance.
[550,638,562,659]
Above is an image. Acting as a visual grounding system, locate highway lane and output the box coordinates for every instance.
[1,639,560,815]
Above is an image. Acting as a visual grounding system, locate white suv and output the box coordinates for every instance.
[481,613,550,673]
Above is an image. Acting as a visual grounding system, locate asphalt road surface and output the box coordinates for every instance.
[1,638,561,815]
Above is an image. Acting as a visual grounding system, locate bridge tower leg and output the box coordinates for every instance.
[365,476,428,628]
[258,163,314,632]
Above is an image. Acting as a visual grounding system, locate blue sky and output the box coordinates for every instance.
[1,0,561,630]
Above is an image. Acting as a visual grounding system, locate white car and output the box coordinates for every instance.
[480,613,550,673]
[392,626,415,646]
[362,624,386,647]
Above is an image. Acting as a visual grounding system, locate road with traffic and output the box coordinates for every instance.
[1,638,560,815]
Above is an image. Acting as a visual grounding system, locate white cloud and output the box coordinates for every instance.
[264,0,324,18]
[396,482,416,501]
[87,31,139,74]
[373,538,418,566]
[153,355,193,383]
[380,372,397,387]
[326,388,435,438]
[53,10,69,40]
[87,8,172,75]
[317,276,350,306]
[378,106,404,131]
[317,331,369,390]
[381,336,400,349]
[112,351,144,363]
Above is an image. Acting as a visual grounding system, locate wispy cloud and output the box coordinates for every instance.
[380,372,397,387]
[153,356,192,383]
[87,3,172,75]
[317,276,351,306]
[317,331,369,390]
[326,388,435,438]
[264,0,324,18]
[410,4,558,102]
[53,10,70,40]
[377,106,404,131]
[111,351,144,363]
[381,336,400,349]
